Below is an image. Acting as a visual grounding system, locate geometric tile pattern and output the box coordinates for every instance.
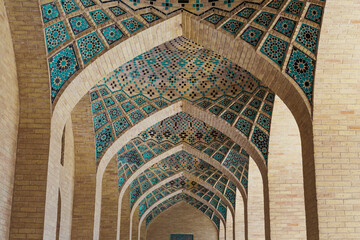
[100,24,124,45]
[284,0,304,16]
[204,14,224,25]
[260,34,289,66]
[49,44,79,102]
[286,47,315,103]
[222,19,243,35]
[140,13,161,23]
[128,152,239,209]
[60,0,80,15]
[295,24,319,54]
[69,15,91,35]
[45,21,70,52]
[305,4,323,24]
[136,176,228,221]
[103,37,260,103]
[41,2,60,23]
[170,234,193,240]
[267,0,285,9]
[240,27,263,46]
[77,32,105,64]
[79,0,96,7]
[89,10,110,25]
[273,17,296,38]
[121,18,144,34]
[109,6,126,17]
[144,193,221,229]
[254,12,275,28]
[236,8,256,19]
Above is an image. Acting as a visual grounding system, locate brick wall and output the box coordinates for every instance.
[4,0,51,239]
[0,0,18,239]
[314,0,360,238]
[268,96,306,239]
[146,202,218,240]
[71,95,96,239]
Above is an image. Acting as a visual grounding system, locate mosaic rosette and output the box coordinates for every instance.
[254,12,275,28]
[60,0,80,15]
[305,4,323,24]
[41,2,60,23]
[296,24,319,54]
[90,10,110,25]
[260,34,288,66]
[141,13,161,23]
[284,0,304,16]
[240,27,263,46]
[69,15,91,35]
[121,18,144,33]
[45,21,70,52]
[221,19,243,35]
[77,32,105,64]
[49,44,79,102]
[236,8,255,19]
[286,47,315,102]
[109,6,126,17]
[205,14,224,25]
[273,17,296,38]
[101,24,124,45]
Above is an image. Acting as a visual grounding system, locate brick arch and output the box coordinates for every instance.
[138,191,224,239]
[182,13,318,239]
[114,145,248,240]
[44,14,318,240]
[129,175,233,240]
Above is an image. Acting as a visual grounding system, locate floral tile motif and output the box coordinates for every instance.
[45,21,70,52]
[60,0,80,15]
[286,47,315,103]
[237,8,255,19]
[222,19,243,34]
[141,12,161,23]
[296,24,319,54]
[49,44,79,102]
[69,15,91,35]
[76,32,105,64]
[101,24,124,45]
[240,27,263,46]
[205,14,224,25]
[273,17,296,37]
[254,12,275,28]
[109,6,126,17]
[121,18,144,34]
[90,10,110,25]
[260,34,289,66]
[41,2,60,23]
[305,4,323,24]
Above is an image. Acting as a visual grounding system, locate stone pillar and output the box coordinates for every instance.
[226,208,233,240]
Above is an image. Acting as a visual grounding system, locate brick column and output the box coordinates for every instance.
[268,96,306,239]
[314,0,360,238]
